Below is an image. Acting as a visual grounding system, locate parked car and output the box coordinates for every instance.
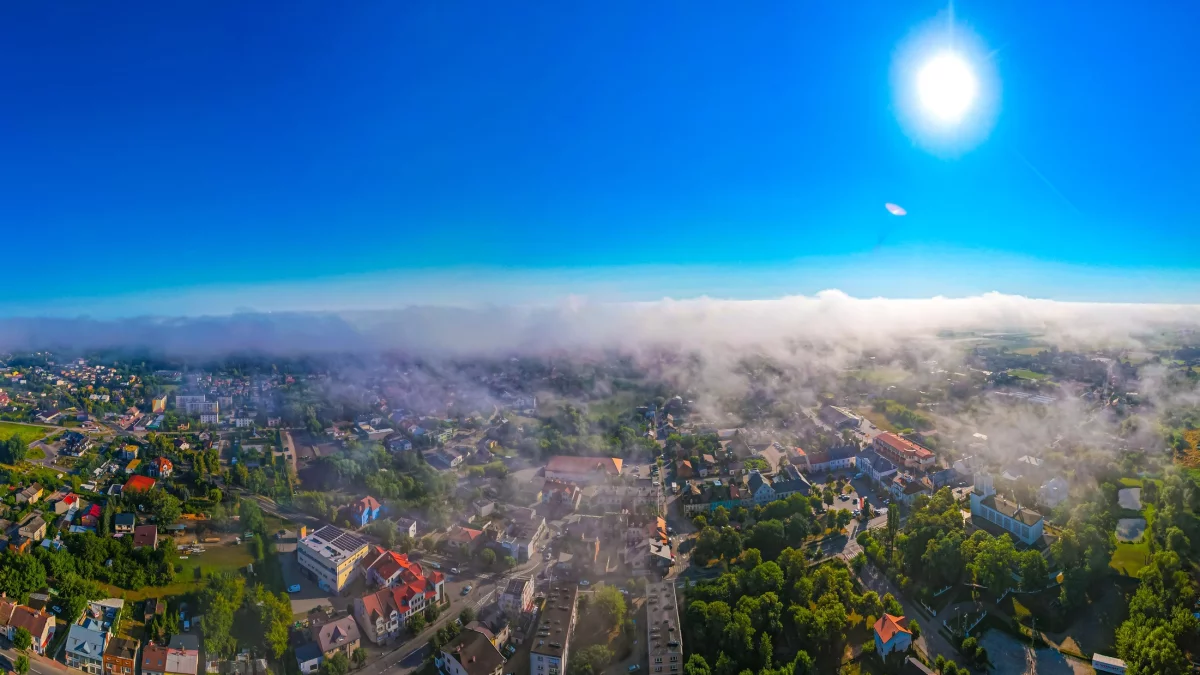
[462,585,473,595]
[288,584,302,593]
[579,580,590,587]
[451,567,460,574]
[628,666,641,673]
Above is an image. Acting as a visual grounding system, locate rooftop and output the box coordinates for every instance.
[442,627,506,675]
[646,581,683,665]
[300,525,369,564]
[979,495,1044,526]
[873,614,911,643]
[531,585,577,658]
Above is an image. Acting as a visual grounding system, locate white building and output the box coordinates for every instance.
[297,526,370,594]
[969,472,1045,547]
[499,577,534,616]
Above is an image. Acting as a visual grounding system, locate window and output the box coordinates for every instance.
[654,658,662,664]
[670,657,678,662]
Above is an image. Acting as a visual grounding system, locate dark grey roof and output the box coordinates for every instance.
[981,495,1043,526]
[443,626,506,675]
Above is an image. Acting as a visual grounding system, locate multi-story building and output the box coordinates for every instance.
[805,445,858,473]
[297,526,370,594]
[437,628,506,675]
[530,586,578,675]
[499,577,534,616]
[173,396,207,413]
[354,549,445,645]
[856,449,898,486]
[969,472,1045,546]
[872,433,935,470]
[645,581,683,675]
[151,396,168,413]
[104,637,140,675]
[680,481,744,515]
[67,621,107,673]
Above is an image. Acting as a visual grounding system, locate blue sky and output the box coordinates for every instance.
[2,2,1197,315]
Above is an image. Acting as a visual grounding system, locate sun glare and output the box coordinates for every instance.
[917,52,978,123]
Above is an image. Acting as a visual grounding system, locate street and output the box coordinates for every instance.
[0,643,71,675]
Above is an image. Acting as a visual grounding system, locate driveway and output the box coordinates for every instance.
[855,564,957,664]
[979,632,1093,675]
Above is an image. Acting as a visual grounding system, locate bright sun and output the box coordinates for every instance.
[916,52,978,123]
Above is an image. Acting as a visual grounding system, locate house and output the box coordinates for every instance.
[114,513,136,534]
[16,513,48,541]
[969,472,1045,546]
[352,496,382,527]
[855,450,898,486]
[699,454,718,476]
[472,500,496,519]
[104,637,141,675]
[67,621,109,674]
[890,474,932,506]
[771,464,813,498]
[928,468,957,490]
[354,554,445,645]
[544,456,623,485]
[1000,455,1045,483]
[495,507,547,561]
[541,480,581,510]
[1039,476,1069,509]
[425,447,464,471]
[789,446,809,470]
[0,598,55,655]
[746,471,776,505]
[312,616,360,659]
[385,435,413,453]
[52,492,81,516]
[806,445,858,473]
[144,599,165,624]
[118,445,139,461]
[149,457,173,478]
[123,475,157,494]
[133,524,159,550]
[436,627,506,675]
[873,614,913,656]
[295,643,323,674]
[675,460,694,479]
[16,483,43,505]
[124,459,142,474]
[445,526,484,553]
[396,517,418,540]
[499,576,534,616]
[680,481,744,515]
[142,643,200,675]
[872,433,935,469]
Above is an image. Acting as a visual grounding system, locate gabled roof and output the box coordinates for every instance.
[447,525,483,544]
[313,616,361,654]
[354,496,381,516]
[124,475,156,493]
[442,626,505,675]
[545,456,622,476]
[873,614,911,643]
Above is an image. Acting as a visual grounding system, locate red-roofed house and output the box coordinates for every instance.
[149,457,173,478]
[124,475,157,493]
[873,614,912,656]
[134,524,159,550]
[352,496,382,527]
[354,553,445,645]
[873,433,935,469]
[81,503,102,528]
[444,525,483,553]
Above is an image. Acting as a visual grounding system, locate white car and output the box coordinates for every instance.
[579,580,590,587]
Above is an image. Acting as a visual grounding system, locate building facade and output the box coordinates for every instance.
[969,472,1045,546]
[530,586,577,675]
[297,526,370,594]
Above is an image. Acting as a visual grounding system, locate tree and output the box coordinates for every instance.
[12,626,32,651]
[479,548,496,567]
[239,500,266,534]
[909,619,921,639]
[594,586,627,630]
[352,647,367,670]
[684,654,710,675]
[969,534,1017,593]
[1017,549,1049,591]
[460,607,476,624]
[406,614,427,634]
[885,507,900,562]
[502,555,517,569]
[321,652,349,675]
[14,654,29,675]
[570,645,613,675]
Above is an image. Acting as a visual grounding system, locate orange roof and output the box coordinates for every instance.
[447,525,482,543]
[124,475,157,493]
[876,432,933,459]
[873,614,911,643]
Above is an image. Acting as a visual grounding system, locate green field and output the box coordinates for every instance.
[102,541,255,601]
[1110,541,1150,577]
[1009,369,1051,380]
[0,421,52,446]
[845,367,910,385]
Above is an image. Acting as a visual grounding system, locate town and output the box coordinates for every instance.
[0,336,1194,675]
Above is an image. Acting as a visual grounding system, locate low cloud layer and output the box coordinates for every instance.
[1,290,1198,357]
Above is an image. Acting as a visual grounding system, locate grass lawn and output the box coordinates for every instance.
[0,421,53,446]
[101,542,255,601]
[26,444,46,459]
[1008,369,1051,380]
[856,408,898,433]
[1117,477,1143,488]
[1011,346,1049,356]
[1110,541,1150,577]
